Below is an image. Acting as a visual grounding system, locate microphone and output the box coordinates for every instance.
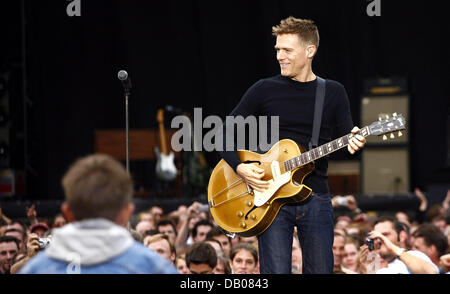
[117,70,132,93]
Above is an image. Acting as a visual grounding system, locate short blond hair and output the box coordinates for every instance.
[61,154,133,221]
[147,233,177,255]
[272,16,320,48]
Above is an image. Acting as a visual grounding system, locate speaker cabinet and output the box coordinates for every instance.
[362,148,409,194]
[361,95,409,144]
[328,161,360,195]
[361,77,411,194]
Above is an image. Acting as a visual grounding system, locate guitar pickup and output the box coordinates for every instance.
[271,161,280,179]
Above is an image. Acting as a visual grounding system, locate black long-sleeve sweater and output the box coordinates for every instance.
[218,74,354,194]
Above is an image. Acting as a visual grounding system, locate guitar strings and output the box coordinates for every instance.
[209,178,249,207]
[210,191,251,208]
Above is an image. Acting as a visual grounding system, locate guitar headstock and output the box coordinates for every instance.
[368,113,406,140]
[157,109,164,123]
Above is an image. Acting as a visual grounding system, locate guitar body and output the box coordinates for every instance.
[155,147,177,181]
[155,109,178,182]
[208,139,314,237]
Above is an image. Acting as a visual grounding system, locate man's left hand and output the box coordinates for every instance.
[347,126,366,154]
[368,230,401,256]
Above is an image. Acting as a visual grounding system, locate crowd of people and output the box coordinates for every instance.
[331,191,450,274]
[0,154,449,274]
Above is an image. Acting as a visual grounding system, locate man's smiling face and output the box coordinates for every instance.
[275,33,315,81]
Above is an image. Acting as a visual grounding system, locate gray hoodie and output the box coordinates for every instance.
[46,218,134,266]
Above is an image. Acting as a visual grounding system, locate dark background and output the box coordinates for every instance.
[0,0,448,201]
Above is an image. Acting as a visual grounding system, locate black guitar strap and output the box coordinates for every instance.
[309,76,326,150]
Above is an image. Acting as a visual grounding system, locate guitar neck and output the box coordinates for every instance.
[283,126,371,172]
[158,122,168,155]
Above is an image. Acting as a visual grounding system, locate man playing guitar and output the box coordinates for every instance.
[218,17,366,274]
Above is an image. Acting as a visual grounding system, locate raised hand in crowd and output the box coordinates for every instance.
[0,205,12,225]
[331,195,361,214]
[10,233,43,274]
[440,253,450,273]
[414,188,428,212]
[442,190,450,214]
[26,205,38,226]
[175,201,203,251]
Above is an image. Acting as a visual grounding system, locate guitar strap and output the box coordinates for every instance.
[309,76,326,151]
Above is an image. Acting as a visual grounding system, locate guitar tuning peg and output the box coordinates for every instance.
[379,117,383,121]
[398,131,403,137]
[393,112,398,117]
[385,114,390,119]
[383,135,387,141]
[390,133,395,139]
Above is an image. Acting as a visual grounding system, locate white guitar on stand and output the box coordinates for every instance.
[155,109,177,181]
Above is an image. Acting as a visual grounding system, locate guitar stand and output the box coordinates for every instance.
[154,179,171,198]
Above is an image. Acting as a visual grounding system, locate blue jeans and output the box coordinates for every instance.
[257,193,334,274]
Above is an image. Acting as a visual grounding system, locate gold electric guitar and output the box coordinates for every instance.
[207,113,406,237]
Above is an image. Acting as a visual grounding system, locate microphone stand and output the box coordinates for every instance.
[118,70,132,174]
[125,88,130,174]
[125,90,130,232]
[118,70,132,232]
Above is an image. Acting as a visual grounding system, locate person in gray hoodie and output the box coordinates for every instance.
[19,154,178,274]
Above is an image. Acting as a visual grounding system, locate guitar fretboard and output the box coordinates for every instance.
[283,126,370,172]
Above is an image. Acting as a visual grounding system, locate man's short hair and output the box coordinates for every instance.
[412,223,448,257]
[192,220,213,238]
[272,16,320,48]
[156,220,177,234]
[185,242,217,269]
[0,236,20,250]
[8,220,27,234]
[3,229,25,243]
[374,216,412,248]
[147,233,176,256]
[206,226,229,240]
[61,154,133,221]
[374,216,409,236]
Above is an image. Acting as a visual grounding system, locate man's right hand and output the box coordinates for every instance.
[236,163,269,192]
[27,233,41,258]
[440,253,450,272]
